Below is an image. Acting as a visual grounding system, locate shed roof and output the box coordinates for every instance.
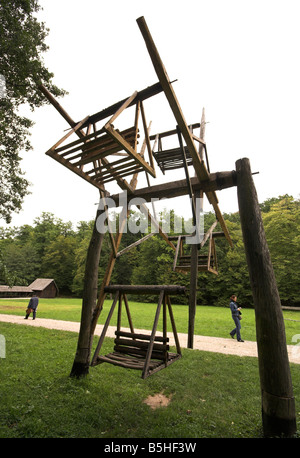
[28,278,58,291]
[0,285,33,293]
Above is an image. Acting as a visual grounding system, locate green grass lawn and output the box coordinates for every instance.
[0,297,299,345]
[0,298,299,438]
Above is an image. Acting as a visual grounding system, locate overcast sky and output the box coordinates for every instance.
[3,0,300,228]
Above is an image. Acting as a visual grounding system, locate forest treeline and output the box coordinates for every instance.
[0,195,299,307]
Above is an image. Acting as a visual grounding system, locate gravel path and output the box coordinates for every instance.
[1,313,299,364]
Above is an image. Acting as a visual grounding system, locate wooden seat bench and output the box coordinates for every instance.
[91,285,185,378]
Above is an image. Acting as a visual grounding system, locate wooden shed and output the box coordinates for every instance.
[28,279,59,298]
[0,285,33,298]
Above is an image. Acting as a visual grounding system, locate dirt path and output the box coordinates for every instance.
[1,313,299,364]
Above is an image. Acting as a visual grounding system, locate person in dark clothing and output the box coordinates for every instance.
[25,294,39,320]
[229,294,244,342]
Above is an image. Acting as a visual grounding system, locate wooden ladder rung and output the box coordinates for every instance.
[114,337,169,352]
[96,353,164,371]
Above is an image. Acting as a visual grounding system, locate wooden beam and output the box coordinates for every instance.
[104,285,186,295]
[201,221,218,248]
[84,82,164,127]
[116,232,156,258]
[38,84,85,136]
[136,16,233,247]
[140,101,155,170]
[136,17,205,177]
[108,171,237,205]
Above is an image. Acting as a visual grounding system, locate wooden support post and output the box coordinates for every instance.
[188,239,198,349]
[91,291,120,366]
[142,290,164,378]
[70,205,105,377]
[236,157,296,437]
[187,188,202,349]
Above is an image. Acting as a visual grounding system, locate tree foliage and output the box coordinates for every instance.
[0,0,66,222]
[0,196,299,306]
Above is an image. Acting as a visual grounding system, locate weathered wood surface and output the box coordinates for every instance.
[70,207,106,377]
[92,287,182,378]
[236,157,296,437]
[104,284,186,295]
[83,82,164,127]
[104,123,156,178]
[108,171,237,205]
[115,330,169,342]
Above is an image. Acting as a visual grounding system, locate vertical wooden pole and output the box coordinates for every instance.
[188,237,198,349]
[188,110,206,348]
[236,157,296,437]
[70,206,105,377]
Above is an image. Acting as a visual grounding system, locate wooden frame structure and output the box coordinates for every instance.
[39,15,235,370]
[91,285,184,379]
[42,83,163,191]
[38,16,297,436]
[171,231,223,276]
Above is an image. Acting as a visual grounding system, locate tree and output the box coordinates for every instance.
[0,0,66,223]
[262,196,300,305]
[42,235,77,295]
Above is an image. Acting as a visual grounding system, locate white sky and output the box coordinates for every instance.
[3,0,300,228]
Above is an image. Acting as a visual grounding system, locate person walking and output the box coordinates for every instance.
[25,294,39,320]
[229,294,244,342]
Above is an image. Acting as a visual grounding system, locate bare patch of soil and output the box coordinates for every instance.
[143,391,172,410]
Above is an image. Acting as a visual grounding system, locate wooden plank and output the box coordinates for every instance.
[122,294,135,334]
[115,338,169,352]
[72,131,137,165]
[96,355,144,370]
[140,101,155,170]
[212,237,218,272]
[115,330,168,343]
[94,158,137,179]
[91,291,119,366]
[104,123,156,178]
[99,166,144,184]
[173,235,181,271]
[201,221,218,248]
[57,126,135,157]
[166,295,182,355]
[116,232,156,258]
[100,191,117,257]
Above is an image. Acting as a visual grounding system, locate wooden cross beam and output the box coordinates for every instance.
[108,171,237,205]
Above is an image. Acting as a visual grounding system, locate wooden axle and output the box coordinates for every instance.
[104,284,186,295]
[108,170,237,205]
